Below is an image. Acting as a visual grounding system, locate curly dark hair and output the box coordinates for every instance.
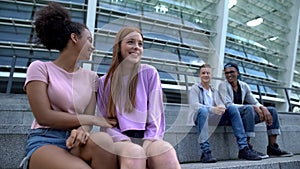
[34,2,87,51]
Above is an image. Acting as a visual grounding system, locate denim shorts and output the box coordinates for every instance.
[19,128,71,169]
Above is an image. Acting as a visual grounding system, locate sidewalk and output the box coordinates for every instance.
[180,155,300,169]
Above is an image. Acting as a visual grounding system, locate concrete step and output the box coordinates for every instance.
[1,94,300,169]
[180,155,300,169]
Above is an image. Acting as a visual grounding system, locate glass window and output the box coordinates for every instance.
[0,56,13,66]
[143,48,179,62]
[94,35,114,52]
[1,48,31,58]
[97,15,139,32]
[141,23,181,42]
[95,64,110,75]
[15,57,29,67]
[180,31,211,48]
[92,55,111,74]
[58,0,85,4]
[143,11,182,25]
[236,66,244,73]
[0,25,32,43]
[248,84,266,94]
[266,74,277,81]
[179,48,204,65]
[99,1,140,14]
[248,84,258,93]
[143,32,180,43]
[290,92,299,100]
[264,86,278,96]
[0,2,33,20]
[246,53,268,64]
[96,14,119,28]
[181,12,213,31]
[158,70,178,82]
[259,85,266,94]
[225,47,246,58]
[244,68,267,78]
[70,10,85,23]
[32,50,58,60]
[0,48,15,58]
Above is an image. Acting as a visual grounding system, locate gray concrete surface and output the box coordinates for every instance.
[181,155,300,169]
[1,94,300,169]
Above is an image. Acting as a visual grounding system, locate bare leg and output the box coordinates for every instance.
[29,145,91,169]
[247,137,251,145]
[146,140,181,169]
[114,141,147,169]
[70,132,117,169]
[268,135,277,146]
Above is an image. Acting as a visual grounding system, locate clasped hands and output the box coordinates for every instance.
[66,116,117,149]
[253,105,273,126]
[212,105,226,115]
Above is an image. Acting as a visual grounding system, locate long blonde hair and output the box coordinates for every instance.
[104,26,143,118]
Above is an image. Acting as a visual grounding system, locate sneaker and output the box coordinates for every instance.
[200,151,217,163]
[267,143,293,157]
[238,146,262,160]
[248,143,269,159]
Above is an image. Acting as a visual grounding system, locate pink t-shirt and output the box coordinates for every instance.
[24,61,99,129]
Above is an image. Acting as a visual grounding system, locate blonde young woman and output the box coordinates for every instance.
[97,26,181,169]
[21,2,117,169]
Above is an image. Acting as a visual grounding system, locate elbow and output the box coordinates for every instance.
[34,113,57,127]
[35,117,52,127]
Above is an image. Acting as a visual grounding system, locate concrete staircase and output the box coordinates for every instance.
[1,94,300,169]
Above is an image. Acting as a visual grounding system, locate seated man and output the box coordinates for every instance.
[188,63,261,163]
[219,62,293,158]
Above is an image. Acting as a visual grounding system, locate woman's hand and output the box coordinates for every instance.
[66,128,89,149]
[92,116,117,128]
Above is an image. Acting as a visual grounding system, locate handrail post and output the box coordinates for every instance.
[6,56,16,94]
[257,84,263,104]
[284,88,292,112]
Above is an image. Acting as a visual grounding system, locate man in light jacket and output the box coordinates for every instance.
[218,62,293,158]
[188,63,261,163]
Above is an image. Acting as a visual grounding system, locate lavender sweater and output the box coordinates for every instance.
[97,64,165,142]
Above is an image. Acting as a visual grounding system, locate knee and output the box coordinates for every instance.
[88,132,114,153]
[146,140,173,157]
[226,105,239,115]
[117,142,146,159]
[267,107,277,114]
[267,107,279,119]
[244,105,254,111]
[120,156,144,168]
[147,141,180,169]
[243,105,255,115]
[198,108,209,118]
[117,142,146,169]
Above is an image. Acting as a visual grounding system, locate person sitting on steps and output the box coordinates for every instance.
[188,63,261,163]
[219,62,293,159]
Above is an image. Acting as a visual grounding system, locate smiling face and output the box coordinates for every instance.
[199,67,212,85]
[77,29,94,61]
[120,31,143,64]
[224,66,239,84]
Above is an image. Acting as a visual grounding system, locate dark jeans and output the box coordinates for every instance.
[238,105,281,138]
[195,105,248,152]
